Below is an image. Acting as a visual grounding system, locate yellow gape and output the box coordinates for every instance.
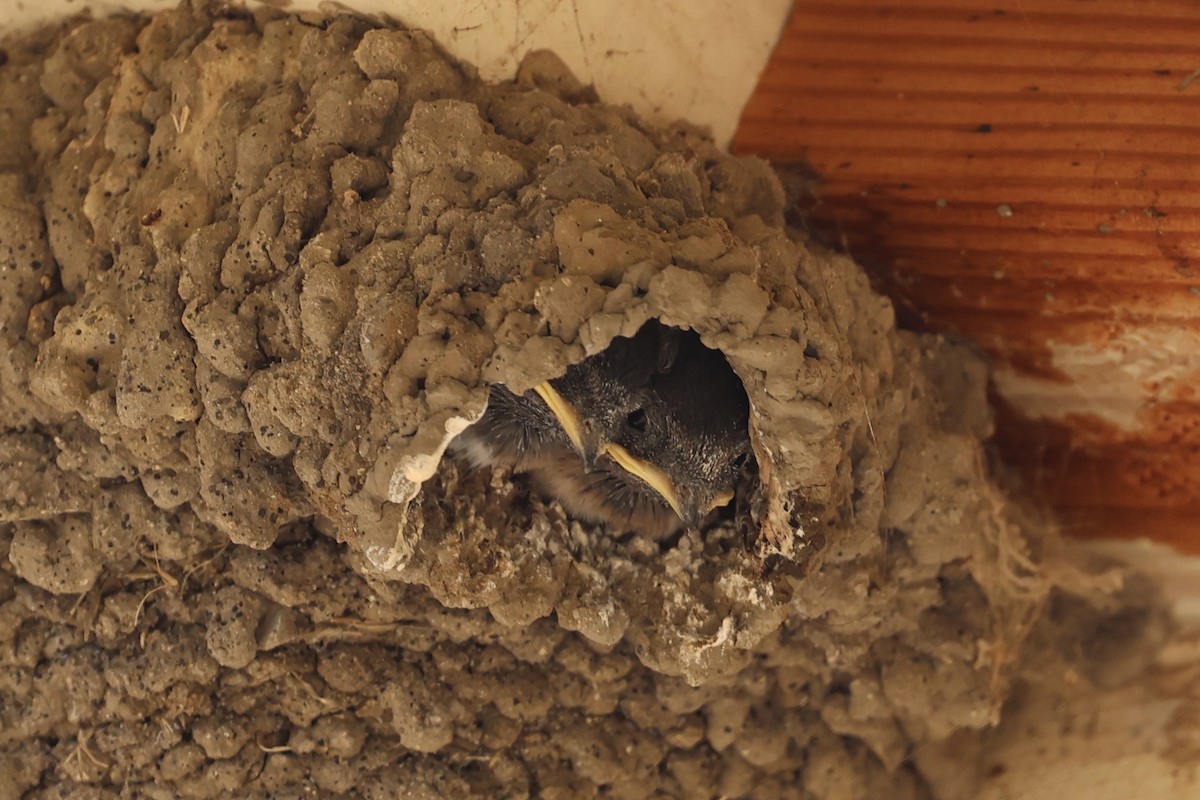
[533,382,585,453]
[709,489,734,511]
[601,442,684,520]
[537,381,734,527]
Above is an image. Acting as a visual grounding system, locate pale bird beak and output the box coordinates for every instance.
[533,381,585,454]
[678,487,736,533]
[537,391,739,532]
[601,442,686,522]
[578,420,603,471]
[710,488,735,511]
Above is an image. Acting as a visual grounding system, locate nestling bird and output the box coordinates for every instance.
[452,321,679,472]
[453,320,752,539]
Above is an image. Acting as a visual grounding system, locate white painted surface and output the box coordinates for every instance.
[0,0,792,149]
[993,327,1200,431]
[1084,538,1200,625]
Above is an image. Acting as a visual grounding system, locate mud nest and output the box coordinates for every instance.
[0,3,1165,798]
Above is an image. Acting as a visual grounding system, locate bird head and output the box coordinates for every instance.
[602,399,749,532]
[596,329,751,532]
[534,320,681,470]
[527,320,751,536]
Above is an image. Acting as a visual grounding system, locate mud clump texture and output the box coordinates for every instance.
[0,3,1166,799]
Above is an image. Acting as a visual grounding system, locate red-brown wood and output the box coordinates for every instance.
[734,0,1200,552]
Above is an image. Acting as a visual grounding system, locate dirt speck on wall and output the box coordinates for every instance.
[0,2,1170,798]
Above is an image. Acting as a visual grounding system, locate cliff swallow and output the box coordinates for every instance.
[542,321,682,469]
[454,321,751,540]
[531,327,751,538]
[453,321,677,472]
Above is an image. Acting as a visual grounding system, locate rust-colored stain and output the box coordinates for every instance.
[734,0,1200,552]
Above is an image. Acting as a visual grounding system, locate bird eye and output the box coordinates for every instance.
[626,408,647,432]
[732,453,748,470]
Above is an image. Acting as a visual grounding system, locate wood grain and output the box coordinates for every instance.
[734,0,1200,552]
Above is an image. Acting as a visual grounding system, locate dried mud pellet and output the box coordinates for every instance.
[8,516,101,595]
[204,586,264,669]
